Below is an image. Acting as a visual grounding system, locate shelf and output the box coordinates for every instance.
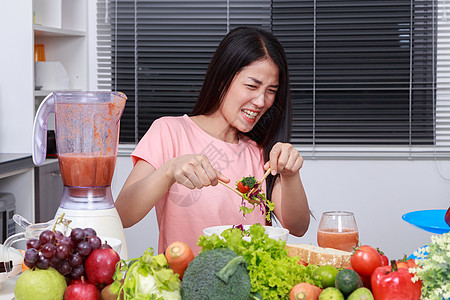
[34,89,82,97]
[34,90,51,97]
[33,24,85,37]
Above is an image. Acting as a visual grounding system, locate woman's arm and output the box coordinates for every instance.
[115,154,229,228]
[267,142,310,236]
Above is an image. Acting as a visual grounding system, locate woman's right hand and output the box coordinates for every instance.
[166,154,229,189]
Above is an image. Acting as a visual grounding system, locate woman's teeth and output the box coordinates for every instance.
[243,109,258,119]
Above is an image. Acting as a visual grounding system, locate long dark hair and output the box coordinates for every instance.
[191,26,293,202]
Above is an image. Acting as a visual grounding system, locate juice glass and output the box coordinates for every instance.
[317,211,359,252]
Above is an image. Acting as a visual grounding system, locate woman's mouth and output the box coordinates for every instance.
[242,109,258,123]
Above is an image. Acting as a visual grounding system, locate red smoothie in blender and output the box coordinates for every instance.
[58,153,116,197]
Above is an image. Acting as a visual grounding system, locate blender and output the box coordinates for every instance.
[32,91,128,259]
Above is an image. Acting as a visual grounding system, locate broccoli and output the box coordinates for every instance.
[241,176,257,189]
[181,248,251,300]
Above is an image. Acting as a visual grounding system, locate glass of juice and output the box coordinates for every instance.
[317,211,359,252]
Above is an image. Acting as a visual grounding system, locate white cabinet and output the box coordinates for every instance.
[0,0,89,223]
[33,0,88,111]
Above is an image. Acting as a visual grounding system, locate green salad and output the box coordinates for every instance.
[198,223,322,299]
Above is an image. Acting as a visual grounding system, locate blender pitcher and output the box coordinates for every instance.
[32,91,129,259]
[33,91,127,209]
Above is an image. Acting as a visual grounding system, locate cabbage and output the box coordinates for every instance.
[111,248,181,300]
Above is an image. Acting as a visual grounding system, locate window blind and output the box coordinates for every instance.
[97,0,450,157]
[97,0,271,144]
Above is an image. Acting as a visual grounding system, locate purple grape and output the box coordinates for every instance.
[36,255,50,269]
[26,238,41,250]
[71,265,84,280]
[87,236,101,250]
[24,248,39,264]
[50,256,62,268]
[54,231,64,240]
[76,241,92,257]
[41,243,56,259]
[83,228,97,237]
[70,228,85,244]
[39,230,55,245]
[58,236,74,248]
[24,259,36,269]
[57,260,72,276]
[68,253,83,268]
[56,244,71,259]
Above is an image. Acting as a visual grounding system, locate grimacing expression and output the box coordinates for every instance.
[219,58,279,133]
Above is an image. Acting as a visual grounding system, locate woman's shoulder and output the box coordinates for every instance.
[154,114,188,125]
[150,114,192,131]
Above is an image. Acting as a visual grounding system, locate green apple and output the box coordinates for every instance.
[15,267,67,300]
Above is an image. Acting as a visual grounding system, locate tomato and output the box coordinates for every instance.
[237,181,247,193]
[297,260,308,266]
[351,245,383,277]
[396,257,417,269]
[377,248,389,266]
[396,261,409,269]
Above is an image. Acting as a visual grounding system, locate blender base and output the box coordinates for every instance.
[55,207,128,259]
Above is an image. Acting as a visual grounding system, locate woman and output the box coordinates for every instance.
[115,26,310,254]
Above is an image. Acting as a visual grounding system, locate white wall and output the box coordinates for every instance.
[112,153,450,260]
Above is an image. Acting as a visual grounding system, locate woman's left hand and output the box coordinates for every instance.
[265,142,303,177]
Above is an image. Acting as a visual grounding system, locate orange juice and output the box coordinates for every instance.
[317,228,359,252]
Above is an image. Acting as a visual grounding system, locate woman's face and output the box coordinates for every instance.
[219,58,279,133]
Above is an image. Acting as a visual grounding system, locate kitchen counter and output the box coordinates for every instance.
[0,154,34,179]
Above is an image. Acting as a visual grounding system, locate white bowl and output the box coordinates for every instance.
[203,225,289,242]
[0,245,24,285]
[99,236,122,254]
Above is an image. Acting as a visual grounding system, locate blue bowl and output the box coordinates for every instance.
[402,209,450,234]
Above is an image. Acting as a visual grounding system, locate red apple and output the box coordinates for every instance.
[85,248,120,288]
[64,277,100,300]
[445,206,450,227]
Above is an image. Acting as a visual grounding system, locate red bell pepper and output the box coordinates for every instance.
[371,260,421,300]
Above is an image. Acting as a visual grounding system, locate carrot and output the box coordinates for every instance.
[165,241,195,279]
[289,282,322,300]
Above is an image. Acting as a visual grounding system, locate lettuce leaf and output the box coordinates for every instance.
[111,248,181,300]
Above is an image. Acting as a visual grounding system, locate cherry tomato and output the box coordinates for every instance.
[396,257,417,269]
[351,245,383,277]
[297,260,308,266]
[237,181,247,193]
[377,248,389,266]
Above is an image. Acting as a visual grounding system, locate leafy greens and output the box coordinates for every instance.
[198,223,322,299]
[111,248,181,300]
[237,176,274,222]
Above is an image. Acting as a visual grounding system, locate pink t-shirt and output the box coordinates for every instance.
[131,115,267,254]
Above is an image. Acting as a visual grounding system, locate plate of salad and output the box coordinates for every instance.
[402,209,450,234]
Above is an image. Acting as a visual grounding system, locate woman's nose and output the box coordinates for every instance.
[251,92,266,107]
